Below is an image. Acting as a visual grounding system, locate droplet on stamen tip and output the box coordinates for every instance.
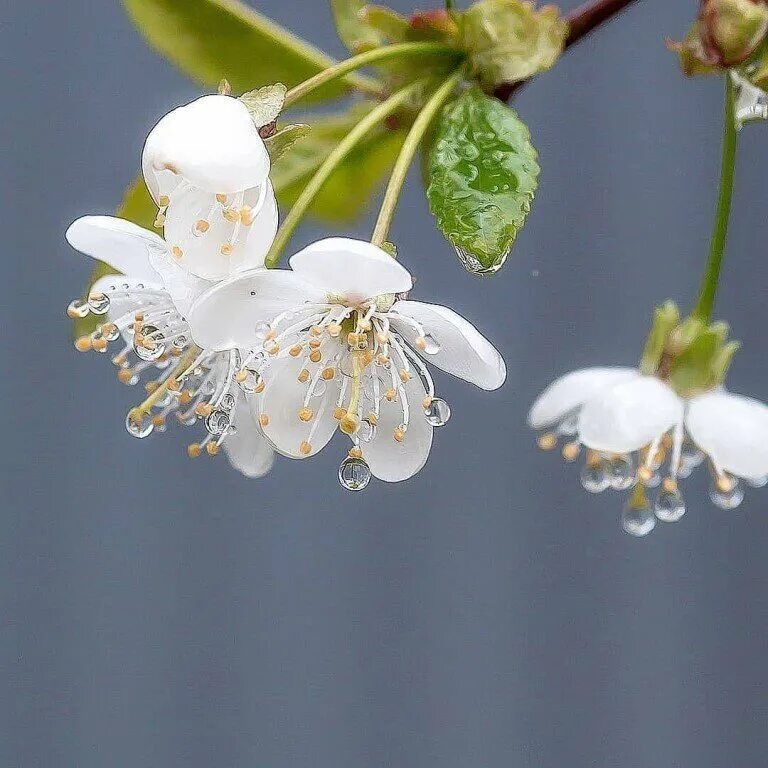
[655,484,686,523]
[421,333,440,355]
[125,411,154,439]
[708,477,745,510]
[205,409,231,436]
[609,455,636,491]
[67,299,90,319]
[338,456,372,492]
[621,501,656,537]
[580,459,611,494]
[87,293,110,315]
[424,397,451,427]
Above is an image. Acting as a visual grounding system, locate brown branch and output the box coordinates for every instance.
[493,0,642,102]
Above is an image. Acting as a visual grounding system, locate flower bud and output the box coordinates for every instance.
[700,0,768,66]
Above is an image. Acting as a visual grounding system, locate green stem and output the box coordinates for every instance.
[694,75,738,322]
[371,70,463,247]
[284,42,459,108]
[265,81,425,268]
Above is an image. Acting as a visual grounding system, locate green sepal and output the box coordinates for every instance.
[265,124,311,161]
[360,5,411,43]
[639,301,680,375]
[239,83,287,128]
[331,0,384,52]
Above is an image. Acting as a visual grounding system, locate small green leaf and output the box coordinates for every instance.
[122,0,380,103]
[265,123,311,161]
[240,83,286,127]
[272,104,406,222]
[458,0,568,89]
[427,86,539,273]
[331,0,383,52]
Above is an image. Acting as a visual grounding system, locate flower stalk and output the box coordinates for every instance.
[371,69,464,247]
[694,74,738,321]
[284,42,461,107]
[265,80,426,268]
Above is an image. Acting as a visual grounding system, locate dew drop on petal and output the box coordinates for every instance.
[655,489,686,523]
[219,393,236,412]
[422,333,441,355]
[621,501,656,537]
[358,419,377,443]
[424,397,451,427]
[338,456,371,491]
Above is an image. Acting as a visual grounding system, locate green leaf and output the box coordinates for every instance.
[271,104,406,222]
[458,0,568,89]
[239,83,286,127]
[265,123,311,161]
[426,86,539,273]
[72,179,157,339]
[122,0,379,103]
[331,0,383,52]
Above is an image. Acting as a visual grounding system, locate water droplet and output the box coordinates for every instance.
[709,478,745,510]
[338,456,371,491]
[424,397,451,427]
[125,412,153,439]
[67,299,90,318]
[133,325,166,361]
[205,409,231,435]
[621,501,656,537]
[339,353,356,378]
[455,245,508,276]
[655,489,686,523]
[461,144,480,160]
[422,333,441,355]
[237,369,262,394]
[88,293,111,315]
[219,393,236,412]
[609,455,636,491]
[102,324,120,342]
[358,419,377,443]
[254,321,271,336]
[580,460,610,494]
[173,335,189,350]
[312,379,328,398]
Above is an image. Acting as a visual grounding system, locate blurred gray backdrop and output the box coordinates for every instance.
[3,1,768,766]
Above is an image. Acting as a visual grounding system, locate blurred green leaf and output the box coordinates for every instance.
[331,0,383,52]
[272,105,406,222]
[122,0,380,103]
[240,83,287,126]
[427,87,539,274]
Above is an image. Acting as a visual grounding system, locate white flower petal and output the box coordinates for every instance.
[389,300,506,390]
[686,390,768,479]
[528,367,640,430]
[289,238,413,302]
[254,353,341,459]
[142,95,270,197]
[66,216,165,283]
[146,249,212,317]
[579,376,684,454]
[223,397,275,478]
[91,274,163,323]
[163,181,278,280]
[188,268,325,351]
[363,374,433,482]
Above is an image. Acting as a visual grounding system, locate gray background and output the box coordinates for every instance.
[3,0,768,766]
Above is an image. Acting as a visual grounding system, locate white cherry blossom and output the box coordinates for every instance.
[188,237,506,488]
[66,215,274,478]
[529,366,768,535]
[142,95,278,280]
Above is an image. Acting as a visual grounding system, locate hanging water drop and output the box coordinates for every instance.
[580,459,610,494]
[87,292,111,315]
[655,487,686,523]
[609,455,636,491]
[424,397,451,427]
[422,333,441,355]
[67,299,90,318]
[621,501,656,537]
[709,477,745,510]
[125,411,154,439]
[338,456,371,491]
[205,409,231,436]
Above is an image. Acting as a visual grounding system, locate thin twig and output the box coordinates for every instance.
[493,0,642,102]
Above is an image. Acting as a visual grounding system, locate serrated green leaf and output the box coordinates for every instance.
[271,104,406,222]
[122,0,380,103]
[458,0,568,89]
[426,86,539,273]
[266,123,311,161]
[331,0,383,52]
[240,83,286,127]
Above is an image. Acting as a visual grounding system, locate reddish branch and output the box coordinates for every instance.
[493,0,642,102]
